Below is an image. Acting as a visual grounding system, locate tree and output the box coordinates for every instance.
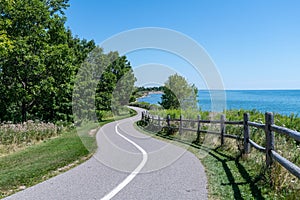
[160,74,198,110]
[95,54,136,119]
[0,0,95,122]
[111,65,136,114]
[73,47,136,122]
[72,46,105,123]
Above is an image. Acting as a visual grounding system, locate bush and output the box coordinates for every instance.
[160,125,178,136]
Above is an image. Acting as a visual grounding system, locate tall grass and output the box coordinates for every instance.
[0,108,136,156]
[0,121,62,156]
[223,110,300,194]
[0,124,96,198]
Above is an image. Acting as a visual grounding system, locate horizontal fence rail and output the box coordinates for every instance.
[248,139,266,153]
[271,150,300,178]
[248,122,265,130]
[141,111,300,179]
[271,125,300,142]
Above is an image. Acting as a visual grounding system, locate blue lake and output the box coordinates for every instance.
[137,90,300,116]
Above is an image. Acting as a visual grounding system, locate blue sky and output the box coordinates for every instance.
[65,0,300,90]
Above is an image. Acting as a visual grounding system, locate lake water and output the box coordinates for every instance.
[137,90,300,116]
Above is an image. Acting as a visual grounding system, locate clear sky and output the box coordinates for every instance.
[65,0,300,90]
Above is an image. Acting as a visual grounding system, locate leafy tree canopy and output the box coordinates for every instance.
[0,0,95,122]
[160,74,198,110]
[73,47,136,122]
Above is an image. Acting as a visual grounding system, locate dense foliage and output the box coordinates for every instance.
[0,0,95,122]
[97,54,135,116]
[73,47,135,122]
[136,86,164,92]
[0,0,136,123]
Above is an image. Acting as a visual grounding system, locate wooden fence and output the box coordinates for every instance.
[141,111,300,179]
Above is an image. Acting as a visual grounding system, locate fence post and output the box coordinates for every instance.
[141,111,144,121]
[179,115,183,135]
[265,112,275,167]
[243,113,250,154]
[167,115,171,128]
[158,116,161,128]
[195,115,201,143]
[220,114,225,145]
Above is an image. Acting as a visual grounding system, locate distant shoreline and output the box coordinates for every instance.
[137,91,164,100]
[148,91,164,95]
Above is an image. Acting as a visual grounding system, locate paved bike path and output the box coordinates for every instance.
[4,107,207,200]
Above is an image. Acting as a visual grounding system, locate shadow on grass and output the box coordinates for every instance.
[149,130,265,200]
[211,146,265,200]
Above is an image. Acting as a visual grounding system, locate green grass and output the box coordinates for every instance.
[0,121,60,155]
[0,108,137,198]
[0,124,97,198]
[196,142,299,200]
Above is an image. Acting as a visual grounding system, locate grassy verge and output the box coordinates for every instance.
[0,121,60,156]
[0,108,137,198]
[0,123,97,198]
[135,120,300,199]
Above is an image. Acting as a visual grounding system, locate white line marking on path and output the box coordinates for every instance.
[101,123,148,200]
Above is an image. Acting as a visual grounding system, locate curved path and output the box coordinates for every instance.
[4,107,207,200]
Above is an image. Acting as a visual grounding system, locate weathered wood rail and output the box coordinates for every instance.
[141,111,300,179]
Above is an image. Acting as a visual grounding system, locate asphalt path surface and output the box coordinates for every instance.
[4,107,207,200]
